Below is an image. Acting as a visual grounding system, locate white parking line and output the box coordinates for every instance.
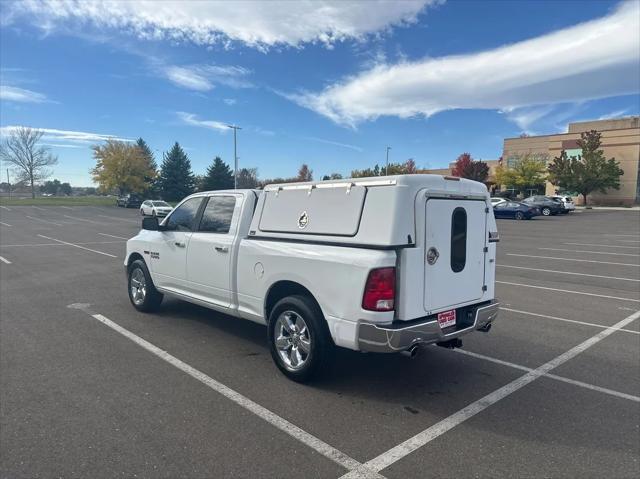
[564,242,639,249]
[454,349,640,403]
[98,232,129,240]
[60,206,74,210]
[37,235,117,258]
[67,304,380,478]
[603,234,640,237]
[498,264,640,282]
[539,247,639,257]
[31,206,46,211]
[0,255,11,264]
[341,309,640,478]
[0,221,11,227]
[26,215,63,226]
[616,240,640,243]
[63,215,102,224]
[501,307,640,335]
[0,206,10,211]
[497,281,640,302]
[97,214,139,224]
[506,253,639,267]
[1,241,125,247]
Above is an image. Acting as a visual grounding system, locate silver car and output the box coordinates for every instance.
[550,195,576,212]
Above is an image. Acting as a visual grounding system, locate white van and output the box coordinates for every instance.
[125,175,499,381]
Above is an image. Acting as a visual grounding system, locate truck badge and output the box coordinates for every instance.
[298,211,309,229]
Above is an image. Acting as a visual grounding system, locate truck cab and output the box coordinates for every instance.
[125,175,499,381]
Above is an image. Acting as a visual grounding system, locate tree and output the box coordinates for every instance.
[495,153,547,196]
[322,173,343,181]
[236,167,259,189]
[547,130,623,205]
[136,138,158,197]
[59,182,72,196]
[91,140,155,195]
[297,164,313,182]
[202,157,234,191]
[451,153,489,182]
[157,142,195,201]
[40,179,62,195]
[0,127,58,198]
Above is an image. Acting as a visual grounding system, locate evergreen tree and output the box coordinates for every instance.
[157,142,195,201]
[202,156,234,191]
[136,138,158,197]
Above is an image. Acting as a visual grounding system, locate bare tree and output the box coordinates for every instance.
[0,127,58,198]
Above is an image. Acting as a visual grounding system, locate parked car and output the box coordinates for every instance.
[140,200,173,217]
[493,201,539,220]
[117,194,142,208]
[550,195,576,213]
[490,197,506,206]
[124,175,500,381]
[521,195,564,216]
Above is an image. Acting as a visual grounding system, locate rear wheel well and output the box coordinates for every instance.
[265,281,322,320]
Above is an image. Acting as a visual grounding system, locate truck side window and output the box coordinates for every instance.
[165,197,203,232]
[198,196,236,234]
[451,207,467,273]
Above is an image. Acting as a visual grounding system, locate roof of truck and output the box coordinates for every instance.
[263,174,488,194]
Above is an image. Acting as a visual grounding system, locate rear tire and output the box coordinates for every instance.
[268,295,332,382]
[128,259,163,312]
[541,207,551,216]
[515,211,524,220]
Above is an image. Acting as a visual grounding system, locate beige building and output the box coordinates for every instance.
[503,117,640,205]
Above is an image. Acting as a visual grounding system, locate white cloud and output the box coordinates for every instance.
[223,98,237,106]
[598,108,631,120]
[164,64,251,91]
[0,85,48,103]
[5,0,434,49]
[302,136,363,152]
[289,1,640,126]
[0,125,133,144]
[176,111,229,132]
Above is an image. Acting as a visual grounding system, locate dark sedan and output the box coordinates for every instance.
[521,195,564,216]
[493,201,539,220]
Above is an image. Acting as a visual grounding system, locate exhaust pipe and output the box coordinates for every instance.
[478,323,492,333]
[400,345,420,358]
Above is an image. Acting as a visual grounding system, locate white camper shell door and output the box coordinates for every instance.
[424,198,487,313]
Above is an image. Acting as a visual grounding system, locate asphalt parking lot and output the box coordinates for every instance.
[1,204,639,478]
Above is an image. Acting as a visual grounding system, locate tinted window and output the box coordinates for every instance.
[165,197,203,232]
[450,207,467,273]
[152,201,169,207]
[198,196,236,233]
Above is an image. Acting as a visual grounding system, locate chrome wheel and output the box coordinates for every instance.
[130,268,147,305]
[542,207,551,216]
[274,311,311,370]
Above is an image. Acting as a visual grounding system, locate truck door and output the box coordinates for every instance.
[151,196,204,293]
[185,194,240,308]
[423,198,487,313]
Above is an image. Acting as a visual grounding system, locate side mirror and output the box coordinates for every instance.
[142,216,159,231]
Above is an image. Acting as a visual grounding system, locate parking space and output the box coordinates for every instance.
[1,206,639,478]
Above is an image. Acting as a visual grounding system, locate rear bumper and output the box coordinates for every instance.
[357,301,499,353]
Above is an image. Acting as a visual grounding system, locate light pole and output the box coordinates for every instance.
[227,124,241,189]
[385,146,391,175]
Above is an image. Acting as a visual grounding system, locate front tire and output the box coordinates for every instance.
[541,207,551,216]
[268,295,332,382]
[128,259,163,312]
[515,211,524,220]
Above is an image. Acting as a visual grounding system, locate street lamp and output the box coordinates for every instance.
[385,146,391,175]
[227,124,242,189]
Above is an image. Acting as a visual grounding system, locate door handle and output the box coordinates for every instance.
[174,242,186,248]
[214,246,229,253]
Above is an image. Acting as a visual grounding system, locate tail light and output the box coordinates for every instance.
[362,267,396,311]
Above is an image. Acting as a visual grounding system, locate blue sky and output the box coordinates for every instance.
[1,0,639,186]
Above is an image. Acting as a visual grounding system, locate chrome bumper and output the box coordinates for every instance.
[357,301,499,353]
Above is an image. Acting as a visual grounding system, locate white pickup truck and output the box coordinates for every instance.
[125,175,499,381]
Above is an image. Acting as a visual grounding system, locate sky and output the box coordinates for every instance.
[0,0,639,187]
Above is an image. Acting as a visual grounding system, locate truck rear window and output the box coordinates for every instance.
[451,207,467,273]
